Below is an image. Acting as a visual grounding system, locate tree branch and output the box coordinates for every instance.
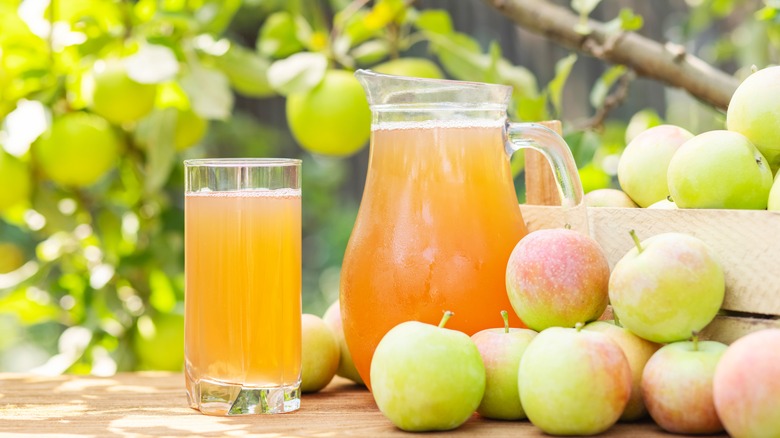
[485,0,739,111]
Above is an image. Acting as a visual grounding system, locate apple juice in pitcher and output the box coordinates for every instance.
[340,71,586,389]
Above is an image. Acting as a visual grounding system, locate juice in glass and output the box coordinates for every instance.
[184,159,301,415]
[340,122,528,388]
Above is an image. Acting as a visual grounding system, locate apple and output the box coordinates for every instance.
[372,57,444,79]
[506,228,610,331]
[647,198,677,209]
[584,188,638,208]
[625,109,663,144]
[301,314,340,393]
[518,324,631,435]
[641,336,726,434]
[583,320,661,421]
[370,312,485,432]
[726,66,780,172]
[713,328,780,438]
[617,125,694,207]
[608,231,724,343]
[471,310,537,420]
[322,300,364,385]
[667,130,773,209]
[769,172,780,211]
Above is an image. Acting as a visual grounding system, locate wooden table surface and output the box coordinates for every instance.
[0,373,725,437]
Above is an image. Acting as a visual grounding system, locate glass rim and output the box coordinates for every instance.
[184,158,301,168]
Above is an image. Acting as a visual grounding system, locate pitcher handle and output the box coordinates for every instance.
[505,122,589,234]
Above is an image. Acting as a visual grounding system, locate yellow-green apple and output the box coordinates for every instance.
[301,314,340,393]
[667,130,773,209]
[647,198,677,209]
[617,125,694,207]
[609,230,726,343]
[584,189,638,208]
[506,229,610,331]
[372,57,444,79]
[713,328,780,438]
[471,311,537,420]
[584,320,661,421]
[769,173,780,211]
[726,66,780,171]
[322,300,364,385]
[641,337,726,434]
[370,312,485,432]
[609,231,724,343]
[518,324,631,435]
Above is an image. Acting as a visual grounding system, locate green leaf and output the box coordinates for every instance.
[547,54,577,117]
[134,108,177,195]
[485,41,502,84]
[257,11,305,59]
[428,32,485,81]
[590,65,626,108]
[149,269,176,313]
[617,8,644,32]
[338,10,379,47]
[571,0,603,16]
[267,52,327,96]
[516,93,549,122]
[213,43,275,98]
[194,0,242,35]
[126,44,180,84]
[364,0,405,30]
[414,10,453,35]
[497,61,539,100]
[351,39,390,66]
[180,58,234,120]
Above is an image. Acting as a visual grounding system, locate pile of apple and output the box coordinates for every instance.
[586,65,780,211]
[363,228,780,436]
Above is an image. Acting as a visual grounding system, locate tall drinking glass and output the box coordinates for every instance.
[184,158,302,415]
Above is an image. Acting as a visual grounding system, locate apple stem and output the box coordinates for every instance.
[630,229,644,254]
[439,311,454,328]
[691,330,700,351]
[501,310,509,334]
[575,322,584,332]
[614,310,622,327]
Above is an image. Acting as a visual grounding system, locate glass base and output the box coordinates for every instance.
[186,377,301,415]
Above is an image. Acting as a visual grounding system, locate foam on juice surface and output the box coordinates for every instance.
[186,188,301,197]
[373,118,505,132]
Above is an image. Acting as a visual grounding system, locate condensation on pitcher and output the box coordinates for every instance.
[186,188,301,198]
[373,119,504,131]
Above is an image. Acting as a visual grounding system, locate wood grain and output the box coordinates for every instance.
[523,120,563,206]
[520,205,780,318]
[0,373,722,437]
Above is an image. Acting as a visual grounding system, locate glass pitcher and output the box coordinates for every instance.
[340,70,587,389]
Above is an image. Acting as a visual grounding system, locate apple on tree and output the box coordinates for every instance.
[370,311,485,432]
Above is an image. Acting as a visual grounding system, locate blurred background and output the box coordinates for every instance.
[0,0,778,374]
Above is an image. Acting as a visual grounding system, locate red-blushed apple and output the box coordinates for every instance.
[617,125,694,207]
[506,229,610,332]
[583,320,661,421]
[370,312,485,432]
[713,328,780,438]
[472,310,537,420]
[641,336,726,434]
[584,189,638,208]
[667,130,773,209]
[608,231,724,343]
[323,300,364,385]
[726,65,780,171]
[301,314,340,393]
[518,323,631,435]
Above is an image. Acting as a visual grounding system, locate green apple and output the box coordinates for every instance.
[714,328,780,438]
[609,231,725,343]
[617,125,694,207]
[667,130,773,209]
[0,152,30,211]
[642,337,727,434]
[370,312,485,432]
[584,320,661,421]
[584,188,638,208]
[506,229,610,331]
[518,324,632,435]
[768,172,780,211]
[372,57,444,79]
[726,66,780,171]
[322,300,364,385]
[471,311,537,420]
[88,59,157,125]
[301,314,340,393]
[647,198,677,209]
